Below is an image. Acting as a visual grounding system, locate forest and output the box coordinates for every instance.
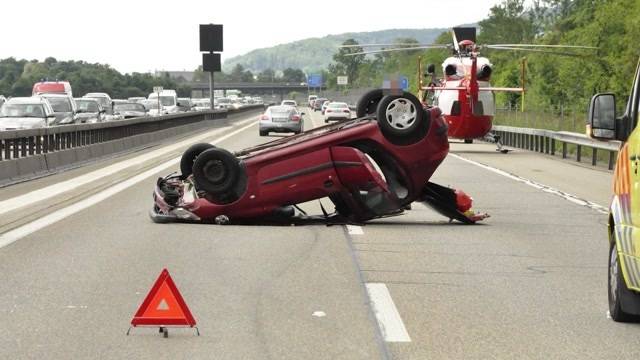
[327,0,640,114]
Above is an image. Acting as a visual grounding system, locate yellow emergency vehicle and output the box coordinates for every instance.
[588,58,640,322]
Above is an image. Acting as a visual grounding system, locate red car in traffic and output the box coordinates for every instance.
[151,90,487,225]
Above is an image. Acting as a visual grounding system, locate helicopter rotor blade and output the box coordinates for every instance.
[344,45,450,56]
[486,44,597,50]
[339,43,439,48]
[484,46,593,57]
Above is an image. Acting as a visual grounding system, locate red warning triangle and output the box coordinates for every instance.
[131,269,196,327]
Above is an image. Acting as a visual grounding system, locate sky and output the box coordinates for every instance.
[0,0,506,74]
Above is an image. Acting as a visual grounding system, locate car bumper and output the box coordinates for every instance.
[259,122,302,132]
[325,113,351,121]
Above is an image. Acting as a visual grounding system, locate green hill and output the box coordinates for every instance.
[222,28,449,73]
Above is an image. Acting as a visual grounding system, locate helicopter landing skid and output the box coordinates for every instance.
[483,132,511,153]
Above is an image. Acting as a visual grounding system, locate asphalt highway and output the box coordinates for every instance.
[0,109,638,359]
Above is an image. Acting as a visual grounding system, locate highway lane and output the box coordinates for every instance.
[0,107,639,359]
[0,112,385,359]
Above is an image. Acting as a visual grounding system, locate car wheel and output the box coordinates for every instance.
[259,130,268,136]
[464,139,474,144]
[193,148,242,195]
[609,242,640,322]
[180,143,215,178]
[376,92,429,145]
[356,89,385,118]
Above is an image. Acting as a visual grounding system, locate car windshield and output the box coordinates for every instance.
[115,103,145,112]
[43,97,72,113]
[195,99,210,106]
[217,98,231,104]
[140,101,159,110]
[159,96,175,106]
[329,103,348,108]
[283,101,295,105]
[0,104,45,118]
[268,107,292,117]
[87,96,110,107]
[76,100,99,112]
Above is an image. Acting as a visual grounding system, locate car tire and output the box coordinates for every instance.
[376,92,429,145]
[464,139,474,144]
[356,89,385,118]
[259,130,268,136]
[192,148,242,195]
[180,143,215,178]
[609,242,640,322]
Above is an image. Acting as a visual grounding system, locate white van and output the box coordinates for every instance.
[149,89,179,114]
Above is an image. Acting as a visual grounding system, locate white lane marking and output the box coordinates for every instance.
[365,283,411,342]
[346,225,364,235]
[0,115,258,217]
[312,311,326,318]
[449,153,609,215]
[0,121,257,249]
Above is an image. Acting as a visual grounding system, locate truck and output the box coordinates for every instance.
[587,57,640,322]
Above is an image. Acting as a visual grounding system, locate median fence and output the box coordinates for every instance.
[0,105,264,185]
[493,125,622,170]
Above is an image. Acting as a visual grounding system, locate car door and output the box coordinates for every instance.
[615,59,640,291]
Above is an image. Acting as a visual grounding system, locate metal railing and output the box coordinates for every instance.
[493,125,622,170]
[0,106,263,162]
[0,105,265,184]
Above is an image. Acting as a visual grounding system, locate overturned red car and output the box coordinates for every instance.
[150,90,487,225]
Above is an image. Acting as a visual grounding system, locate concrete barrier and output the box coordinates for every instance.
[0,106,264,186]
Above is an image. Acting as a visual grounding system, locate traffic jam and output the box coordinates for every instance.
[0,80,263,131]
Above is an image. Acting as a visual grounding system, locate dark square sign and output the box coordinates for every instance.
[199,24,223,52]
[202,53,221,72]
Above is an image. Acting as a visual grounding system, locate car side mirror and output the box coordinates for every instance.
[587,93,616,140]
[426,63,436,75]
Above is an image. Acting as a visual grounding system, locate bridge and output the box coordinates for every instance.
[0,101,635,359]
[189,82,326,100]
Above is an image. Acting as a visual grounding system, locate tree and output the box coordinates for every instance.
[257,68,276,83]
[331,39,367,86]
[281,68,305,83]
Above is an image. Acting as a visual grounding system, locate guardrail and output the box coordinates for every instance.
[0,105,264,184]
[493,125,622,170]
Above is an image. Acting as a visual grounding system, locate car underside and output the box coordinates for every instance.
[150,90,488,225]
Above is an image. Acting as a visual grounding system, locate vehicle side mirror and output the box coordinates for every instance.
[176,102,181,107]
[426,64,436,75]
[587,93,616,140]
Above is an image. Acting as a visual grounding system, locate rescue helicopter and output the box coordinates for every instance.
[342,27,596,152]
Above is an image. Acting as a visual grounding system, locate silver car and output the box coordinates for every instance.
[75,98,105,123]
[113,102,148,119]
[259,106,304,136]
[39,93,77,125]
[0,97,55,130]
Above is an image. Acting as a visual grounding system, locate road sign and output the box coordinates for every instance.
[199,24,223,52]
[400,76,409,91]
[308,74,323,87]
[130,269,197,328]
[337,76,348,86]
[203,53,221,72]
[153,86,163,94]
